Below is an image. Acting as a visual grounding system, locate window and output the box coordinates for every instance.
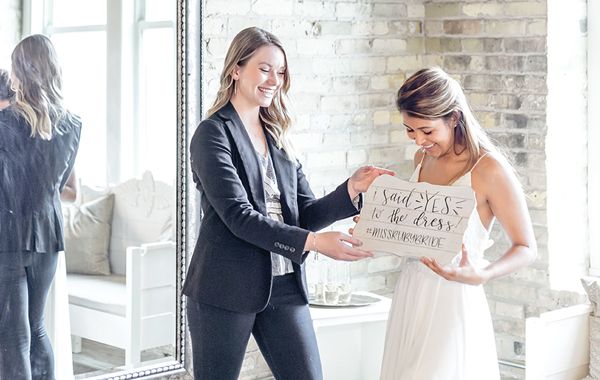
[23,0,176,187]
[546,0,589,291]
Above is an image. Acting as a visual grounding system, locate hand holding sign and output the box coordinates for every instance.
[353,175,476,265]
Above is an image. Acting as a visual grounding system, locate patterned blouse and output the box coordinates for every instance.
[256,150,295,276]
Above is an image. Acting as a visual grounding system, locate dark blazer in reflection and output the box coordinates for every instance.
[183,102,360,313]
[0,106,81,253]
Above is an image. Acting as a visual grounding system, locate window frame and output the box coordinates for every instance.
[22,0,175,186]
[588,0,600,275]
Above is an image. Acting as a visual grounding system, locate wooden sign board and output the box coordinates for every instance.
[353,175,476,264]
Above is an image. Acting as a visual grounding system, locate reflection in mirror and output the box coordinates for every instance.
[0,0,182,379]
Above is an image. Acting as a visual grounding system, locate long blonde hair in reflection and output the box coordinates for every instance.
[397,67,506,170]
[207,27,295,160]
[11,34,68,140]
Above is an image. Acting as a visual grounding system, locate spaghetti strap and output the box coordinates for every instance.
[409,151,427,182]
[469,152,488,173]
[418,151,426,165]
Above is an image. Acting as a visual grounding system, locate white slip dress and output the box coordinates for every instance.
[379,160,500,380]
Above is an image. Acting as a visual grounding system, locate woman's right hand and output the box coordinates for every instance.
[306,231,372,261]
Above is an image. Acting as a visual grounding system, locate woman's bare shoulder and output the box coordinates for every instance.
[472,151,521,192]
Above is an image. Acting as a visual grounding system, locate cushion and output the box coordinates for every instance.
[108,172,174,275]
[63,193,114,275]
[67,274,126,316]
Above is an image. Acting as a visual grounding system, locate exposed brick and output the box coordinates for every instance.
[351,57,387,74]
[524,55,548,72]
[336,3,372,19]
[252,0,294,16]
[387,56,423,72]
[462,3,503,17]
[372,38,408,54]
[389,74,407,90]
[425,3,462,18]
[321,95,359,112]
[373,3,407,18]
[407,4,425,18]
[332,76,370,93]
[484,20,528,36]
[203,16,227,36]
[444,20,483,35]
[527,20,547,36]
[319,21,353,36]
[427,37,462,53]
[373,110,391,125]
[306,150,346,169]
[504,2,547,17]
[359,93,395,109]
[484,56,525,72]
[463,74,504,91]
[444,55,472,70]
[351,21,389,36]
[206,0,251,15]
[424,20,444,35]
[335,38,373,55]
[406,38,425,53]
[503,113,529,129]
[504,38,546,53]
[296,38,335,56]
[294,1,336,18]
[368,147,404,165]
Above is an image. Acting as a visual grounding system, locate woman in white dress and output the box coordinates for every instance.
[379,67,537,380]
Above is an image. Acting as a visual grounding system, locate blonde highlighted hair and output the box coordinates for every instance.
[11,34,68,139]
[207,27,295,160]
[397,67,504,169]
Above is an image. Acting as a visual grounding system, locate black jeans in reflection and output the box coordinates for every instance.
[187,273,323,380]
[0,251,58,380]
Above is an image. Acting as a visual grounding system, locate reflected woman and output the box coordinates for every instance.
[183,27,392,380]
[379,67,536,379]
[0,35,81,379]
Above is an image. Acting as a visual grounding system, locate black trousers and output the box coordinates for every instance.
[0,251,58,380]
[187,273,322,380]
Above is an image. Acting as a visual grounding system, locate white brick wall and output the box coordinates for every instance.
[201,1,589,379]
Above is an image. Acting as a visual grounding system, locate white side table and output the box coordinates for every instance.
[310,292,391,380]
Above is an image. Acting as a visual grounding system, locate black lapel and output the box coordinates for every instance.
[267,133,297,224]
[216,103,266,215]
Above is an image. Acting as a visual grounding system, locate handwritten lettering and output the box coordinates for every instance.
[368,227,445,249]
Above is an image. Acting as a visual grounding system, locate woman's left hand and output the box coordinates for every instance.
[348,165,395,199]
[420,245,490,285]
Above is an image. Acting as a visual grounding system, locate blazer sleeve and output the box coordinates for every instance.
[59,118,82,192]
[190,119,310,264]
[296,162,361,231]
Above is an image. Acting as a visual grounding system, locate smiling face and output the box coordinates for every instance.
[402,112,457,158]
[231,45,286,109]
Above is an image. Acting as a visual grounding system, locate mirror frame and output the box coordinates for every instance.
[88,0,193,378]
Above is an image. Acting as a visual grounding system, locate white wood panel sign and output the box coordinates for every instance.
[353,175,476,264]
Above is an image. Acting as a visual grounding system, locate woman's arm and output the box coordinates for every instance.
[192,119,372,264]
[422,154,537,284]
[60,170,77,202]
[476,156,537,281]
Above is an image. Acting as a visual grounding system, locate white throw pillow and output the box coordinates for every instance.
[63,193,114,275]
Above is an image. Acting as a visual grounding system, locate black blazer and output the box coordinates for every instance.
[183,102,360,313]
[0,107,81,253]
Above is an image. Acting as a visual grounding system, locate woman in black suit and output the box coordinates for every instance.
[183,27,392,380]
[0,35,81,379]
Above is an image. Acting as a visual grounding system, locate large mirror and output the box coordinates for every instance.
[1,0,191,378]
